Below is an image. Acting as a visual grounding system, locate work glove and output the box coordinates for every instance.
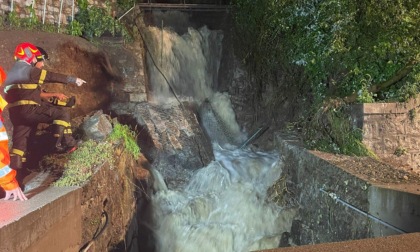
[1,170,28,201]
[4,186,27,201]
[75,78,86,87]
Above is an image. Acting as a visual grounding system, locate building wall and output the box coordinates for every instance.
[0,0,116,26]
[350,97,420,173]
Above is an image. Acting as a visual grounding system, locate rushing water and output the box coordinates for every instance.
[143,11,294,252]
[150,146,295,252]
[144,24,221,105]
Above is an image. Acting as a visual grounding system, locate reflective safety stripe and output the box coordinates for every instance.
[39,69,47,84]
[5,84,38,91]
[11,148,24,156]
[56,100,67,106]
[0,96,8,111]
[0,165,12,178]
[8,100,39,108]
[53,120,71,127]
[64,128,72,134]
[0,131,8,141]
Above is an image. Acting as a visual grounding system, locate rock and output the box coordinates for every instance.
[81,110,113,141]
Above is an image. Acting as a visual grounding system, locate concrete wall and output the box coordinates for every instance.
[350,96,420,172]
[369,186,420,236]
[275,133,420,246]
[0,187,82,252]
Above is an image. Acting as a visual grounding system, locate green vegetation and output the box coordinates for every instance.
[302,100,376,157]
[53,140,113,187]
[70,0,126,39]
[54,122,140,187]
[232,0,420,156]
[108,123,141,158]
[0,0,132,42]
[117,0,136,11]
[6,6,39,29]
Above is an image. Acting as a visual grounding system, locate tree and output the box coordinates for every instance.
[233,0,420,103]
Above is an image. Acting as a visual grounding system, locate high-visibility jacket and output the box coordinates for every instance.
[0,66,17,191]
[0,99,18,191]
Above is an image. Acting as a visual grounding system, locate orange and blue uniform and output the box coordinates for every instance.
[0,66,19,192]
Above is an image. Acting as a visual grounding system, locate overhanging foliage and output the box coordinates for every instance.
[233,0,420,103]
[232,0,419,156]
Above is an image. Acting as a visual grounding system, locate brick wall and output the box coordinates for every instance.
[0,0,116,26]
[350,97,420,173]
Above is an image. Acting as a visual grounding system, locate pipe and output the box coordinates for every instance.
[319,188,406,234]
[71,0,75,22]
[10,0,14,12]
[58,0,64,30]
[117,4,135,21]
[79,211,109,252]
[239,126,269,149]
[42,0,47,24]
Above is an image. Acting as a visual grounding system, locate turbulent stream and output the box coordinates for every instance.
[143,11,294,252]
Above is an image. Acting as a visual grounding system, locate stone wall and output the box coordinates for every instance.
[350,97,420,173]
[0,0,116,26]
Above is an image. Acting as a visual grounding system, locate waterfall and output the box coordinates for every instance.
[143,12,293,251]
[144,19,246,147]
[145,25,221,104]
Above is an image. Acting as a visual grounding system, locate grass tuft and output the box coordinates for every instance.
[54,122,140,187]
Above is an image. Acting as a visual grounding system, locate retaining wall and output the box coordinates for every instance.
[275,133,420,246]
[0,187,82,252]
[350,96,420,172]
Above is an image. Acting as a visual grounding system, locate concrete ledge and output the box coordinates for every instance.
[0,186,82,252]
[258,232,420,252]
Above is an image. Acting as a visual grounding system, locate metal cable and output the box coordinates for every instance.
[319,188,406,234]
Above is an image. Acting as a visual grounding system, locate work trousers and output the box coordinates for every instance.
[8,102,75,168]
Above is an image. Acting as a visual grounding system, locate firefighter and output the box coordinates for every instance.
[0,66,27,201]
[35,46,76,108]
[3,42,86,170]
